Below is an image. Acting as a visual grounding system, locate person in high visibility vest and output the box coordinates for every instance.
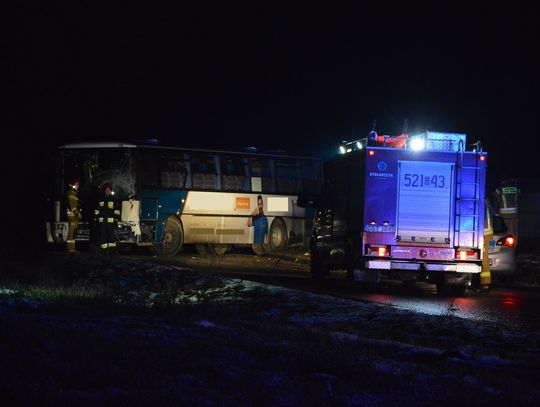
[66,177,82,253]
[493,174,519,242]
[480,199,494,289]
[94,183,120,253]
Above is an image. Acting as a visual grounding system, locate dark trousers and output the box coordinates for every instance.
[98,222,116,252]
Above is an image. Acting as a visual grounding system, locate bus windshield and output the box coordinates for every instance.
[60,147,136,198]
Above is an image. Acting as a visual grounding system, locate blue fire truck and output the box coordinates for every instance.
[309,131,487,295]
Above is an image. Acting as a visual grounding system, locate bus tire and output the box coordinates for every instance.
[195,244,211,255]
[197,243,230,255]
[267,218,288,253]
[213,244,229,255]
[157,216,183,257]
[252,243,265,256]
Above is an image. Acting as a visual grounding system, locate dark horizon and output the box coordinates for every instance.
[15,3,540,178]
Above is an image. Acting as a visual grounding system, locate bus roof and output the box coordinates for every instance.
[59,142,320,161]
[59,142,138,149]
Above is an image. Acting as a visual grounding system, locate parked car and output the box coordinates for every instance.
[488,213,517,279]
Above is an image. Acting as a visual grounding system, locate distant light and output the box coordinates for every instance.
[346,148,352,153]
[356,141,363,149]
[410,138,426,151]
[368,150,375,156]
[111,191,115,195]
[480,155,485,161]
[339,146,346,154]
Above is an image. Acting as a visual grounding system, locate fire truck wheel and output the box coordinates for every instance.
[157,217,183,257]
[311,249,329,280]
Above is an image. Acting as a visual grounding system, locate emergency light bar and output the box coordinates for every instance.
[413,131,467,152]
[342,131,469,154]
[366,131,467,152]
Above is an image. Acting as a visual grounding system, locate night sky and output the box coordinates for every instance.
[16,3,539,177]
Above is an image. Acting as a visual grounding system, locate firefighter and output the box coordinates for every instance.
[94,183,120,253]
[493,174,519,241]
[66,177,81,253]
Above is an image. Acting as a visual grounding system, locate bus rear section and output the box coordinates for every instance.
[310,131,487,296]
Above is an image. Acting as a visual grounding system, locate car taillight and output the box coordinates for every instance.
[456,249,479,260]
[366,245,390,257]
[497,235,515,248]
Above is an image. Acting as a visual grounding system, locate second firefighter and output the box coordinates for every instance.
[94,183,120,253]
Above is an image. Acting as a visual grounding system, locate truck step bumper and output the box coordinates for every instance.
[366,260,481,274]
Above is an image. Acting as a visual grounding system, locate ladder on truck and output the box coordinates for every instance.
[454,141,482,249]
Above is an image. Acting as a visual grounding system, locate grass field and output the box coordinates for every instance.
[1,252,539,405]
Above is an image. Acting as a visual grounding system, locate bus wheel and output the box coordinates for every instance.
[196,244,229,255]
[213,244,229,255]
[195,244,211,255]
[158,217,183,257]
[268,218,288,253]
[251,243,265,256]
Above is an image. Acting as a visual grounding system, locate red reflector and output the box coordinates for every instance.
[456,249,478,260]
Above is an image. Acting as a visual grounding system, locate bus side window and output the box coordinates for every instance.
[159,154,186,189]
[191,154,218,191]
[222,156,245,191]
[140,150,158,188]
[250,157,274,193]
[276,160,300,195]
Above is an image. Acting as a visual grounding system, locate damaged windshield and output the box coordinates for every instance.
[60,148,136,198]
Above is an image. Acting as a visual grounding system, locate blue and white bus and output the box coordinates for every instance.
[46,141,321,256]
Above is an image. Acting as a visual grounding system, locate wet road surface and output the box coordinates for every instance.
[128,250,540,329]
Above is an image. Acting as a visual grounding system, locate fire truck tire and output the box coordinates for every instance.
[311,249,329,280]
[157,217,183,257]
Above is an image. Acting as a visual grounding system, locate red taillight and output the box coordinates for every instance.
[456,249,479,260]
[366,245,389,257]
[497,235,515,248]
